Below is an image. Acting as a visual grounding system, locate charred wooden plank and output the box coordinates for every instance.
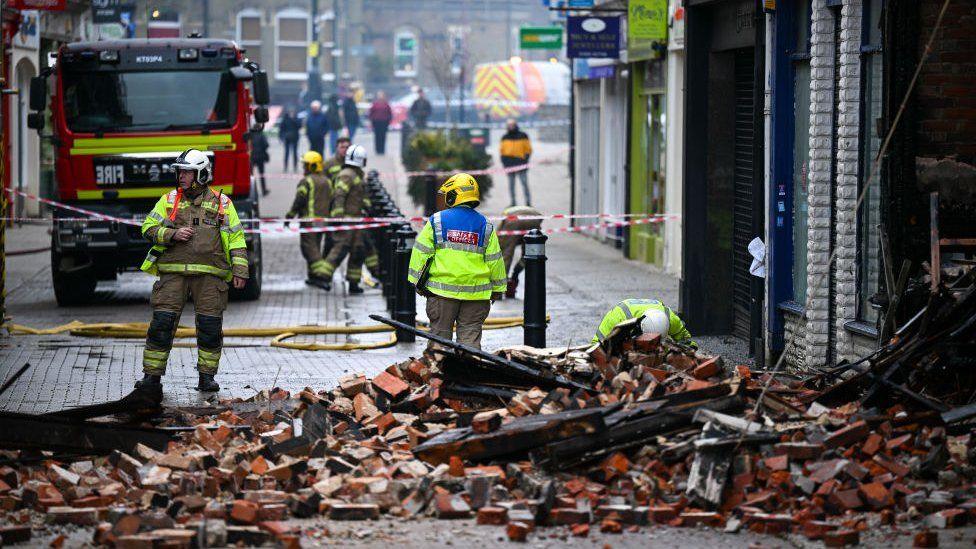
[0,411,171,454]
[413,408,606,465]
[44,387,163,420]
[536,394,743,470]
[370,315,592,392]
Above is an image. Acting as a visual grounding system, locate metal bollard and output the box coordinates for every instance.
[522,229,548,348]
[424,172,438,217]
[386,223,401,312]
[394,225,418,342]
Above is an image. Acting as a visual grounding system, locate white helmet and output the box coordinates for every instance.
[642,309,671,338]
[172,149,212,184]
[345,144,367,168]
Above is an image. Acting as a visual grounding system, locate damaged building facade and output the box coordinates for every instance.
[765,0,976,370]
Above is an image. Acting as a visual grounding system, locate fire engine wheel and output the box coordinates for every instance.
[51,250,97,307]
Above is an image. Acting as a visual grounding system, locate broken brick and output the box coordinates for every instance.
[507,521,530,542]
[329,503,380,521]
[600,519,623,533]
[913,530,938,548]
[570,523,590,537]
[824,420,870,450]
[476,506,508,525]
[372,371,410,400]
[230,500,259,525]
[471,411,503,434]
[549,508,590,526]
[823,529,859,547]
[691,358,720,380]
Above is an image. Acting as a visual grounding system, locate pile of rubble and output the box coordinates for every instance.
[1,303,975,547]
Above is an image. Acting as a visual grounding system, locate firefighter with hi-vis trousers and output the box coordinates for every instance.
[318,144,369,293]
[408,173,507,350]
[286,151,334,289]
[137,149,248,392]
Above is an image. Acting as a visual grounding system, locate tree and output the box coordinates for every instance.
[422,35,478,124]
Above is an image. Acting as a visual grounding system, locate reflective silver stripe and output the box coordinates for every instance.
[491,278,507,287]
[485,251,502,261]
[425,279,494,293]
[148,211,164,222]
[595,330,607,342]
[408,268,424,279]
[619,302,634,319]
[414,242,434,254]
[431,213,443,247]
[485,221,495,242]
[222,223,243,233]
[441,241,486,254]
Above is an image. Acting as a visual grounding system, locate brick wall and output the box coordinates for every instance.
[915,0,976,163]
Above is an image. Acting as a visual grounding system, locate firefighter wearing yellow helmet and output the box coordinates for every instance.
[408,173,507,350]
[286,150,334,288]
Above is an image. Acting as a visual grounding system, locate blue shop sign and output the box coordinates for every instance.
[567,16,620,59]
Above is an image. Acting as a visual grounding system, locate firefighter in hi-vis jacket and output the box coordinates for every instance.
[137,149,248,393]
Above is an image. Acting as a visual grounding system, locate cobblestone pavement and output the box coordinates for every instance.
[1,128,749,414]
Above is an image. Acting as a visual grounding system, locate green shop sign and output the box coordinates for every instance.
[628,0,668,61]
[520,26,564,50]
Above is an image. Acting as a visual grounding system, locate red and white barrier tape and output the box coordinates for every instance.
[261,157,562,180]
[4,188,677,235]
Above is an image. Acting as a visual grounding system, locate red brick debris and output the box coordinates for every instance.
[1,306,976,548]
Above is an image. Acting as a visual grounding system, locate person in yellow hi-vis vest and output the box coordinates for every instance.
[137,149,248,392]
[592,298,696,348]
[408,173,507,349]
[286,151,333,289]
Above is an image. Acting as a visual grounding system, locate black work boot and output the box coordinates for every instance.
[196,373,220,392]
[348,281,364,294]
[305,276,332,291]
[135,374,161,390]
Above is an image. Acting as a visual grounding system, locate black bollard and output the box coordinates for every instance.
[386,223,401,312]
[424,172,438,217]
[523,229,548,348]
[394,225,418,342]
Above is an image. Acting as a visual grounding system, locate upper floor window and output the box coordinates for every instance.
[275,8,309,80]
[394,30,418,78]
[237,9,262,66]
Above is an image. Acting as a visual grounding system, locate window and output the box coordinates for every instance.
[275,8,309,80]
[394,30,418,78]
[791,0,812,304]
[858,0,883,322]
[237,9,262,66]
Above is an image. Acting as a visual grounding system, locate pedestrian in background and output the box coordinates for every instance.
[325,94,344,156]
[305,100,328,157]
[277,106,301,173]
[342,93,360,139]
[409,87,432,129]
[500,118,533,207]
[368,91,392,155]
[249,129,270,196]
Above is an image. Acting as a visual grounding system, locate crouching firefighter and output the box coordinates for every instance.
[592,298,696,348]
[136,149,249,392]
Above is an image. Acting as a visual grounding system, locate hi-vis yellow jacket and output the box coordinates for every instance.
[408,205,507,300]
[140,187,248,282]
[592,298,695,346]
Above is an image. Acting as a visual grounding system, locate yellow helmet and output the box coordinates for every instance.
[301,151,323,173]
[439,173,480,207]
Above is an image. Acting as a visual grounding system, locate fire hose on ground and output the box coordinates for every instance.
[4,315,548,352]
